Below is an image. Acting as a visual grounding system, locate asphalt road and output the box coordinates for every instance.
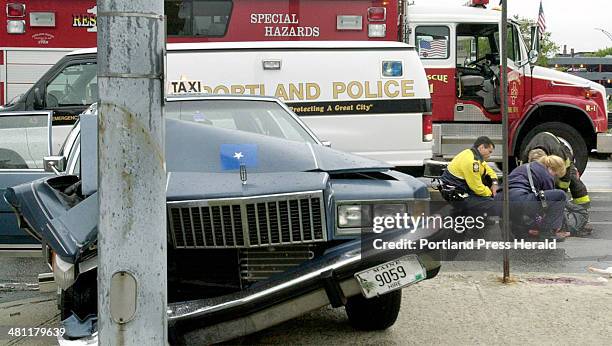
[0,156,611,344]
[443,156,612,274]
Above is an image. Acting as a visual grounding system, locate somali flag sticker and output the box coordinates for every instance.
[220,144,258,170]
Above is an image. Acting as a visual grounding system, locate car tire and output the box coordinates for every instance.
[59,270,97,320]
[519,122,588,174]
[345,289,402,331]
[426,264,441,279]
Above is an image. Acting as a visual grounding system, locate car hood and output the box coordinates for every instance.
[531,66,606,93]
[166,171,329,201]
[165,119,392,174]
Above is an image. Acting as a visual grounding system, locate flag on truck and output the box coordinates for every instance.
[537,1,546,34]
[418,38,447,58]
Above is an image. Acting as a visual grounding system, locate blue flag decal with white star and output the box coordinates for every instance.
[220,144,258,170]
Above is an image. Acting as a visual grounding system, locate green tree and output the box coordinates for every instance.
[591,47,612,57]
[513,15,559,66]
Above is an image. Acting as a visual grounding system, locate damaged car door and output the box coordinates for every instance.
[0,110,73,251]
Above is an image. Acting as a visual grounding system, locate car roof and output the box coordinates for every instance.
[67,41,415,56]
[165,94,282,102]
[406,4,501,24]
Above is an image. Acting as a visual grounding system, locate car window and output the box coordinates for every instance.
[456,24,498,67]
[46,62,97,107]
[493,24,521,62]
[166,0,232,37]
[415,26,450,59]
[58,122,81,158]
[165,99,318,143]
[67,139,81,176]
[0,114,48,169]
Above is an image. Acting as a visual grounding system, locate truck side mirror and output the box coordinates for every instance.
[33,87,44,110]
[44,156,66,175]
[528,50,539,64]
[530,26,540,53]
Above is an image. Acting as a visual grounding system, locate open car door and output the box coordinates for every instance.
[0,110,70,252]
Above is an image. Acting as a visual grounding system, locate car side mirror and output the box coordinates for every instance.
[528,49,539,64]
[321,140,332,147]
[44,156,66,175]
[33,87,44,110]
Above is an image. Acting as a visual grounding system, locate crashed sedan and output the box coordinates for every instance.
[4,97,442,343]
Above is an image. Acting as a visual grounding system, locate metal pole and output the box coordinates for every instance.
[97,1,166,344]
[501,0,511,282]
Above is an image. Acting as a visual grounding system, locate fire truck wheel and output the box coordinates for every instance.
[59,270,97,320]
[521,122,588,174]
[345,289,402,330]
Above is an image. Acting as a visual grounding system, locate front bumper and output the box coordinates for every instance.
[168,227,441,344]
[60,228,442,344]
[596,132,612,153]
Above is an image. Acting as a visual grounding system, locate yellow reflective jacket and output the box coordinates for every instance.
[446,148,498,197]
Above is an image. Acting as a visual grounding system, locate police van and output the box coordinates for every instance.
[1,41,433,172]
[165,41,432,171]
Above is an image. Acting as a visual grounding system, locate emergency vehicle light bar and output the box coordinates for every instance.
[7,20,25,34]
[368,24,386,38]
[367,7,386,22]
[382,61,402,77]
[262,60,281,70]
[337,15,363,30]
[7,3,25,18]
[467,0,489,7]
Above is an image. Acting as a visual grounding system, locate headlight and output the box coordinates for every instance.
[338,205,363,228]
[336,202,415,236]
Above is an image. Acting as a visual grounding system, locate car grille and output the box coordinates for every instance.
[239,245,315,282]
[167,191,327,248]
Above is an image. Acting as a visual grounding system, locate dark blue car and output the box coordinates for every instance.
[2,96,442,343]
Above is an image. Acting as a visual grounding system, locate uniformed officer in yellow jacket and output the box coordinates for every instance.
[441,136,499,216]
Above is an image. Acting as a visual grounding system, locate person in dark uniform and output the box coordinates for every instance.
[521,132,590,208]
[498,155,570,239]
[440,136,498,217]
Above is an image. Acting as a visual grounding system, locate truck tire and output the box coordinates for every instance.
[519,122,588,174]
[345,290,402,330]
[59,270,97,320]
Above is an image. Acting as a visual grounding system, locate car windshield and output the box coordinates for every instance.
[165,99,318,144]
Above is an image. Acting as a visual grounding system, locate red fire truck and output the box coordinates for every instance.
[2,0,610,171]
[1,0,398,105]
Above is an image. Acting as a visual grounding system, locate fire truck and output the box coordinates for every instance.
[405,1,610,173]
[2,0,610,172]
[0,0,398,106]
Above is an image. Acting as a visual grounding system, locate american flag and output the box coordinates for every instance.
[418,38,447,58]
[537,0,546,35]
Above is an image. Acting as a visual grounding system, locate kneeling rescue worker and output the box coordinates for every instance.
[440,136,498,217]
[520,132,590,208]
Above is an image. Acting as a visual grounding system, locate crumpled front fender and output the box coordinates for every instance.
[4,175,98,262]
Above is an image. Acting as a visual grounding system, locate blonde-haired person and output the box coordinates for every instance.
[527,148,547,162]
[538,155,566,178]
[523,132,590,209]
[496,154,569,240]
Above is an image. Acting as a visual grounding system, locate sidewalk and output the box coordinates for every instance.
[393,270,612,345]
[231,269,612,345]
[1,270,610,345]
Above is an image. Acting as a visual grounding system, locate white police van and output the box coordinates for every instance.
[2,41,432,173]
[166,41,433,173]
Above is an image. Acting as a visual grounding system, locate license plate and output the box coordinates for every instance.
[354,255,426,298]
